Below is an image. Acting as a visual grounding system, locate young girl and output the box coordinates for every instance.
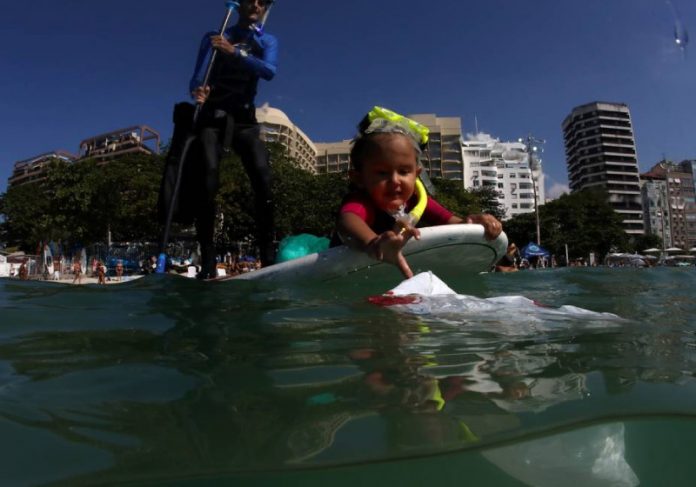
[335,108,502,278]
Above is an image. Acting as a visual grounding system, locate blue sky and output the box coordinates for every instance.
[2,0,695,197]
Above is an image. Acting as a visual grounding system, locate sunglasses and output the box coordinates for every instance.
[242,0,271,7]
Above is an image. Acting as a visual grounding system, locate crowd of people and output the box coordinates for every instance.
[495,243,558,272]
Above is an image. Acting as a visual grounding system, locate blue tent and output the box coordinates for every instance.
[521,243,550,260]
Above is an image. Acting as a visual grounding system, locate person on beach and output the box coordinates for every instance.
[72,258,82,285]
[333,108,502,279]
[18,258,29,280]
[97,261,107,285]
[115,260,124,281]
[495,243,519,272]
[159,0,278,279]
[54,256,62,280]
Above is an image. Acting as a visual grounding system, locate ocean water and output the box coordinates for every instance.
[0,267,694,486]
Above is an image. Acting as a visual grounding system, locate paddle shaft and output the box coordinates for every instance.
[157,1,277,273]
[157,2,240,272]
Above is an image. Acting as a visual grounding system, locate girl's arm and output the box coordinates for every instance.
[337,212,417,279]
[446,213,502,241]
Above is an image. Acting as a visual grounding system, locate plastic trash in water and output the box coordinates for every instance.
[483,422,639,487]
[369,272,623,329]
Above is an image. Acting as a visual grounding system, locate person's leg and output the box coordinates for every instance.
[233,125,275,266]
[157,103,196,253]
[194,126,223,278]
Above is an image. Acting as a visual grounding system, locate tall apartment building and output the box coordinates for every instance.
[7,125,160,189]
[8,150,77,188]
[315,140,352,175]
[641,161,696,249]
[562,102,644,235]
[681,159,696,194]
[409,114,465,181]
[462,133,545,220]
[640,171,672,247]
[256,104,317,173]
[80,125,160,162]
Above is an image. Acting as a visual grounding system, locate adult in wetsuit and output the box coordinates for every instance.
[161,0,278,279]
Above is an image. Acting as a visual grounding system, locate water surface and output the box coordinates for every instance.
[0,267,694,486]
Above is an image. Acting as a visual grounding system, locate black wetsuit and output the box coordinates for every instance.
[159,24,278,277]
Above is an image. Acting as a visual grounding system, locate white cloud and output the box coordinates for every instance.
[546,182,569,200]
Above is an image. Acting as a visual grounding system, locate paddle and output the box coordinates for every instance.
[156,1,241,274]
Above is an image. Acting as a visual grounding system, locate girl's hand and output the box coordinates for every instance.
[191,85,210,104]
[367,230,415,278]
[466,214,502,240]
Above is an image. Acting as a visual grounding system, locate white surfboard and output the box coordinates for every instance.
[80,248,87,275]
[225,224,507,284]
[43,244,54,276]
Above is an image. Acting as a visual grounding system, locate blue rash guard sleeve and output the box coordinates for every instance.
[189,27,278,93]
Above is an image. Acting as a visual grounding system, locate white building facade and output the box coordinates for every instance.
[256,104,317,173]
[640,177,672,247]
[462,133,545,220]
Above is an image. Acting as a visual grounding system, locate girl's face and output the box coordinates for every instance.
[351,134,421,213]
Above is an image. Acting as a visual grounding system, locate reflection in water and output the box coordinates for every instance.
[0,269,694,484]
[484,422,639,487]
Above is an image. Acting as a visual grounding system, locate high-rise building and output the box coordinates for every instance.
[8,150,77,188]
[562,102,644,235]
[315,140,352,175]
[7,125,160,189]
[256,104,317,173]
[408,114,464,181]
[680,159,696,195]
[640,171,672,248]
[461,133,545,220]
[642,161,696,250]
[79,125,160,162]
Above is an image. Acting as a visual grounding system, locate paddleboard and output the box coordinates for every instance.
[43,244,54,276]
[217,224,507,284]
[80,248,87,275]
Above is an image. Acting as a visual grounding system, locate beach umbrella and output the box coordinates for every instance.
[642,248,661,253]
[520,243,551,260]
[666,247,684,252]
[690,247,696,253]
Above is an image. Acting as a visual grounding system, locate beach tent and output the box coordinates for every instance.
[604,253,648,267]
[520,243,551,260]
[0,255,9,278]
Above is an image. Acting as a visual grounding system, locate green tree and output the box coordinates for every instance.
[215,144,346,248]
[1,182,51,249]
[1,153,164,251]
[429,179,506,220]
[504,188,629,263]
[629,232,663,253]
[98,153,164,242]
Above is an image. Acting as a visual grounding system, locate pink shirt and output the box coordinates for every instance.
[340,192,453,233]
